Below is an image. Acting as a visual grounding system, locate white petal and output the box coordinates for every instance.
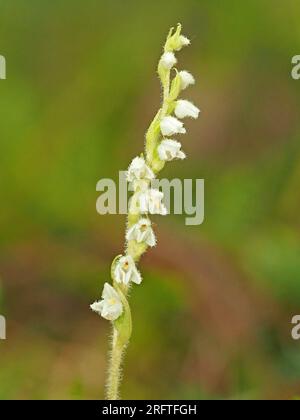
[90,300,104,314]
[146,230,156,247]
[114,265,122,284]
[131,266,142,284]
[179,35,190,47]
[157,144,167,160]
[175,100,200,119]
[102,301,123,321]
[102,282,117,300]
[177,150,186,160]
[158,139,185,161]
[160,52,177,69]
[124,270,131,285]
[113,255,142,286]
[179,70,195,90]
[138,192,149,213]
[127,157,154,182]
[90,283,123,321]
[126,225,136,241]
[160,116,186,136]
[108,304,123,321]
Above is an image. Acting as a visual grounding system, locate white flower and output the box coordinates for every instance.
[126,218,156,247]
[179,70,195,90]
[176,35,190,50]
[114,255,142,285]
[160,116,186,136]
[138,189,168,215]
[180,35,190,46]
[175,100,200,119]
[157,139,186,161]
[127,157,154,183]
[160,52,177,70]
[90,283,123,321]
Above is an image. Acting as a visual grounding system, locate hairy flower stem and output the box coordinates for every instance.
[162,72,170,118]
[106,283,130,400]
[106,329,125,400]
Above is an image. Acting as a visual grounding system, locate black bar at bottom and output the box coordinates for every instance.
[0,400,201,416]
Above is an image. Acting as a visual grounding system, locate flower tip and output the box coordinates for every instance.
[179,35,190,47]
[90,301,100,313]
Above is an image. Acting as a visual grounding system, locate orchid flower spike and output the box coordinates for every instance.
[92,24,200,400]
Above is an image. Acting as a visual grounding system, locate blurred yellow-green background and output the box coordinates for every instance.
[0,0,300,400]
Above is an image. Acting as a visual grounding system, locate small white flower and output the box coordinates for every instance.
[126,218,156,247]
[160,52,177,70]
[160,116,186,136]
[90,283,123,321]
[138,189,168,215]
[179,70,195,90]
[157,139,186,161]
[175,100,200,119]
[114,255,142,285]
[127,157,154,183]
[176,35,190,50]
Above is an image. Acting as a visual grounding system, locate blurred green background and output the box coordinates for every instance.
[0,0,300,400]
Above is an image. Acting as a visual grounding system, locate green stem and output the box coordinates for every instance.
[161,70,170,118]
[106,328,125,400]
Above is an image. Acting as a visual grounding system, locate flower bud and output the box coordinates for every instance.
[175,100,200,119]
[160,116,186,136]
[179,70,195,90]
[164,23,190,52]
[159,51,177,70]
